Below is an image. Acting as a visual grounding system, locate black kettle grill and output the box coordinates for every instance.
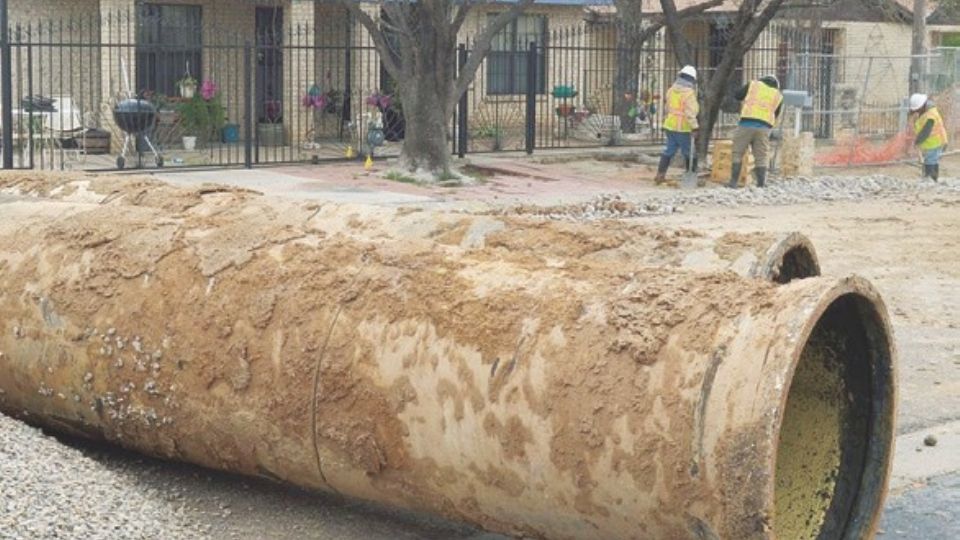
[112,98,163,169]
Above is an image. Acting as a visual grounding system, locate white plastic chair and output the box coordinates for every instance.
[48,96,88,164]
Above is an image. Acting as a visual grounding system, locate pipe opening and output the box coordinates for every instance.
[773,244,820,284]
[774,293,893,539]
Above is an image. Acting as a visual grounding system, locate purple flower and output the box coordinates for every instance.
[366,92,392,110]
[200,80,218,101]
[303,94,330,110]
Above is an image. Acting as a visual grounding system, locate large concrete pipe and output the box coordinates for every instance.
[0,173,820,283]
[0,177,891,539]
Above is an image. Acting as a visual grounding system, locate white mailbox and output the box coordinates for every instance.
[781,90,812,136]
[782,89,813,108]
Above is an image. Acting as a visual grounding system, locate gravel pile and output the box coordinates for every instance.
[498,175,960,220]
[0,413,204,540]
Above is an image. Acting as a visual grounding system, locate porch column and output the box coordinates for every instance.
[285,0,316,150]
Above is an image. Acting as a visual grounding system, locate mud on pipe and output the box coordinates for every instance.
[0,179,889,539]
[0,174,819,283]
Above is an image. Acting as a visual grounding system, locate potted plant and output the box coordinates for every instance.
[556,104,575,117]
[178,76,197,99]
[176,79,225,151]
[257,99,284,146]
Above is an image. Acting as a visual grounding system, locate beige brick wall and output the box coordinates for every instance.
[6,0,101,129]
[822,21,913,107]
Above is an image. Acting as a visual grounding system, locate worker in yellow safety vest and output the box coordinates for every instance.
[728,75,783,188]
[654,65,700,186]
[909,93,948,181]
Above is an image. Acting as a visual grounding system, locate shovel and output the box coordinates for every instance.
[681,133,699,188]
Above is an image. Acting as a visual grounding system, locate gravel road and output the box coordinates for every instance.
[496,175,960,220]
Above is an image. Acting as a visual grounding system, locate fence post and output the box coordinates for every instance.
[524,41,537,155]
[243,41,253,169]
[1,0,13,169]
[457,43,468,159]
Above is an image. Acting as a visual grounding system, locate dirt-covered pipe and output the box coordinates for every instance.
[0,173,818,283]
[0,181,890,539]
[306,206,821,283]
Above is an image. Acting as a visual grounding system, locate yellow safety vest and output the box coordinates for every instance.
[915,106,948,151]
[740,81,783,126]
[663,85,697,133]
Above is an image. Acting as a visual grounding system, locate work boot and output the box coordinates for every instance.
[654,154,671,185]
[754,167,767,188]
[932,164,940,181]
[922,164,932,179]
[727,162,742,188]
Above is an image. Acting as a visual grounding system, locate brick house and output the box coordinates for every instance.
[3,0,613,155]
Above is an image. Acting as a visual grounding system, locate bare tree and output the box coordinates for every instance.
[336,0,534,178]
[910,0,927,93]
[612,0,722,132]
[658,0,792,157]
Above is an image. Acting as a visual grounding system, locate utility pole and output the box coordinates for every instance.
[910,0,927,93]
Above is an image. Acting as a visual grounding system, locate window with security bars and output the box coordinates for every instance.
[136,4,203,96]
[486,15,547,95]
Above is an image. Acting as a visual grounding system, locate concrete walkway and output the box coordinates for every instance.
[152,150,669,211]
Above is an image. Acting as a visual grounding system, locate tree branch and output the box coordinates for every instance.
[451,3,473,35]
[338,2,403,82]
[451,0,536,103]
[638,0,725,47]
[616,0,725,41]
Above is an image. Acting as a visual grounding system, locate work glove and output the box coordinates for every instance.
[769,130,782,141]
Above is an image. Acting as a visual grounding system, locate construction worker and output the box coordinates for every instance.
[728,75,783,188]
[909,93,948,181]
[654,65,699,186]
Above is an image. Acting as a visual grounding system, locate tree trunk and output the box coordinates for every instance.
[910,0,927,93]
[397,78,454,175]
[613,1,645,134]
[340,1,536,179]
[615,34,643,134]
[661,0,695,68]
[698,62,736,157]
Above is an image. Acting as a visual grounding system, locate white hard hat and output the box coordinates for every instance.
[909,93,928,111]
[679,65,697,80]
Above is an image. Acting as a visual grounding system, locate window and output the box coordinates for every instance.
[136,4,203,96]
[486,15,547,95]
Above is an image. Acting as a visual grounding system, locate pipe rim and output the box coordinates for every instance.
[758,232,822,283]
[768,275,897,539]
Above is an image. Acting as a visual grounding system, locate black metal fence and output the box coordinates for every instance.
[0,6,833,172]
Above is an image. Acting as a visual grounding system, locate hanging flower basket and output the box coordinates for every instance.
[556,104,575,117]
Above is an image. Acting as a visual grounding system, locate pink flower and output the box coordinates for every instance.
[365,93,392,110]
[200,80,218,101]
